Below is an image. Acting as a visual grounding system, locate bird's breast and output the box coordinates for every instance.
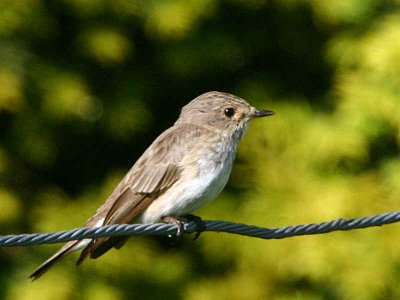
[138,137,237,223]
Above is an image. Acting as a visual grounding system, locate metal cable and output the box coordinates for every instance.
[0,210,399,247]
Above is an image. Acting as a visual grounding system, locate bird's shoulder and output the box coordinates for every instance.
[137,123,212,165]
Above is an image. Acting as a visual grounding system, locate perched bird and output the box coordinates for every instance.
[29,91,274,280]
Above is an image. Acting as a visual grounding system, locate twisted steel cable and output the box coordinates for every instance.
[0,210,399,247]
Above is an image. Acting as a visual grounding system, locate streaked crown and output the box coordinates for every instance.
[175,91,274,139]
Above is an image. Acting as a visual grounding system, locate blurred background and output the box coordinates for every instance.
[1,0,400,299]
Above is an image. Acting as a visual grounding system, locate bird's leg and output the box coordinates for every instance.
[162,216,185,238]
[183,214,206,240]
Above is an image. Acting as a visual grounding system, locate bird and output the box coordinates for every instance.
[29,91,275,280]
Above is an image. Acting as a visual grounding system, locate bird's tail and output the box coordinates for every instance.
[29,240,81,281]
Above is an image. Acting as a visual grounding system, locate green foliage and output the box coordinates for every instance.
[1,0,399,299]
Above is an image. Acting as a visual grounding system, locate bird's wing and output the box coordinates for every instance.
[101,164,181,226]
[30,124,207,280]
[77,124,207,262]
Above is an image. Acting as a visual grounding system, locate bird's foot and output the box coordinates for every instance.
[162,216,185,238]
[183,214,206,240]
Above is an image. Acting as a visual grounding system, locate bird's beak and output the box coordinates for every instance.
[250,109,275,118]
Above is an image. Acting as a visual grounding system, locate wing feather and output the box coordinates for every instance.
[78,124,208,262]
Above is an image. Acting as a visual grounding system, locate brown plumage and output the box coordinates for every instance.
[29,91,274,280]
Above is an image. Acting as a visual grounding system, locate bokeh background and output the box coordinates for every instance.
[1,0,400,299]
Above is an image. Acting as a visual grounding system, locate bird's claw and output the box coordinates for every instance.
[163,215,205,240]
[162,216,185,238]
[183,214,206,240]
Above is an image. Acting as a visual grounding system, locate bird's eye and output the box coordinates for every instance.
[224,107,235,118]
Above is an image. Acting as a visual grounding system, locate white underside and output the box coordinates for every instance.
[137,153,235,223]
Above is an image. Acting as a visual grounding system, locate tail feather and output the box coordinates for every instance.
[29,234,127,279]
[76,236,129,265]
[29,240,80,281]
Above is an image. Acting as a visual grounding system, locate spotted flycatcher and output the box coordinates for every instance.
[29,91,275,279]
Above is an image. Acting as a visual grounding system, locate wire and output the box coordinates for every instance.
[0,210,399,247]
